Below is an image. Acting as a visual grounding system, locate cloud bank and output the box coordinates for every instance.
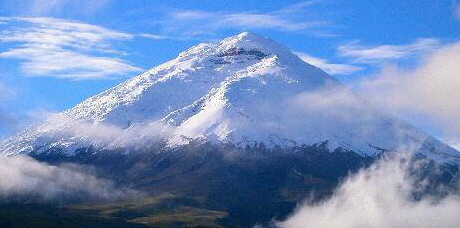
[280,43,460,226]
[279,152,460,228]
[355,41,460,149]
[65,120,175,150]
[0,155,137,201]
[0,113,178,155]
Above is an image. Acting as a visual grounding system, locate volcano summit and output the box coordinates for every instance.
[1,32,458,163]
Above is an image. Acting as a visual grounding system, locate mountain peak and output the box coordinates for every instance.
[1,33,458,165]
[225,31,271,44]
[228,31,260,40]
[218,32,291,58]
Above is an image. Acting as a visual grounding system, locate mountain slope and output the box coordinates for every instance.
[0,32,459,163]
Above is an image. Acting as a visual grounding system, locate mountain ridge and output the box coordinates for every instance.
[1,32,459,164]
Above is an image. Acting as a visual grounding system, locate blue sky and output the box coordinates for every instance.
[0,0,460,148]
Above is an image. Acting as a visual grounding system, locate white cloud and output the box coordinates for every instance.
[161,2,332,37]
[65,120,175,149]
[355,41,460,149]
[0,155,137,201]
[285,84,423,152]
[279,152,460,228]
[138,33,169,40]
[275,1,323,14]
[8,114,177,154]
[338,39,440,63]
[2,0,111,16]
[295,52,363,75]
[0,17,142,79]
[167,10,324,34]
[0,45,141,79]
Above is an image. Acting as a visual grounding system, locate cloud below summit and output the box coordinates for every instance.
[0,155,137,201]
[354,41,460,149]
[279,152,460,228]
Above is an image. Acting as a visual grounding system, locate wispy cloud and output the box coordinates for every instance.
[0,17,142,79]
[161,1,333,37]
[2,0,111,16]
[295,52,363,75]
[62,119,175,150]
[0,113,176,155]
[338,39,440,63]
[169,10,324,32]
[275,0,323,14]
[137,33,169,40]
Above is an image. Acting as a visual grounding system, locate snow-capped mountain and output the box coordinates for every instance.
[1,32,459,163]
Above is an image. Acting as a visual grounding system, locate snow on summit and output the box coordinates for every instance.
[0,32,459,163]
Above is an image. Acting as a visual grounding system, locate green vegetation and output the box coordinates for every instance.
[68,194,227,227]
